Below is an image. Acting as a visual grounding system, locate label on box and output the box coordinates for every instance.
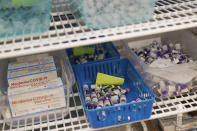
[8,71,58,87]
[8,77,63,95]
[8,56,54,71]
[8,63,57,79]
[8,86,66,117]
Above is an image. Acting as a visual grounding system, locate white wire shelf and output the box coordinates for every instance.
[1,84,197,131]
[0,0,197,59]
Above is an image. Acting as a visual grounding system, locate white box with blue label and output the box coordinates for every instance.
[8,78,66,117]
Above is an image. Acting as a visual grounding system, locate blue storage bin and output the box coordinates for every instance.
[68,0,155,29]
[0,0,52,39]
[74,58,155,128]
[66,42,120,66]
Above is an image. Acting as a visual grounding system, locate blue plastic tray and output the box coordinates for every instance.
[0,0,52,39]
[74,58,155,128]
[66,42,120,66]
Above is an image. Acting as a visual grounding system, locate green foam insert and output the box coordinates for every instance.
[96,72,124,85]
[73,47,95,56]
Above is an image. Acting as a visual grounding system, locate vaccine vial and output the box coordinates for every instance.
[95,85,100,92]
[98,92,106,102]
[86,103,93,109]
[110,95,119,105]
[120,94,126,104]
[150,52,157,59]
[83,84,89,91]
[112,89,121,96]
[91,84,96,90]
[97,100,104,109]
[85,96,91,103]
[103,85,111,93]
[91,92,97,99]
[104,99,111,107]
[92,97,98,104]
[159,80,168,96]
[84,90,90,97]
[106,93,111,99]
[162,45,168,51]
[152,84,161,97]
[168,83,177,96]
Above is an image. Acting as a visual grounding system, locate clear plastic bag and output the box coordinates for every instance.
[122,30,197,98]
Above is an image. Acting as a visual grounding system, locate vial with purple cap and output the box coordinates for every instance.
[104,99,111,107]
[97,100,104,109]
[98,92,106,102]
[83,84,89,91]
[84,90,91,97]
[120,94,127,104]
[159,80,169,96]
[91,92,97,99]
[85,96,91,103]
[112,88,121,96]
[110,95,119,105]
[91,84,96,92]
[177,84,188,94]
[168,83,178,97]
[86,102,94,109]
[92,97,98,109]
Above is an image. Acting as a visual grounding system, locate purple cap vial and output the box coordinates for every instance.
[173,91,178,96]
[104,99,111,107]
[179,58,185,62]
[156,51,162,57]
[161,90,168,95]
[112,101,118,105]
[83,84,89,91]
[110,95,119,105]
[91,84,96,90]
[178,84,187,90]
[106,93,111,99]
[97,100,104,108]
[120,94,126,104]
[92,97,98,104]
[85,96,91,103]
[91,92,97,99]
[92,104,97,109]
[84,90,90,97]
[98,96,106,102]
[113,89,121,96]
[86,103,93,109]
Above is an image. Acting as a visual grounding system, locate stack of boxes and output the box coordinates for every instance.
[6,54,66,117]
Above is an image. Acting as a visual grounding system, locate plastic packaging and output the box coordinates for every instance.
[67,0,155,29]
[122,30,197,98]
[0,0,52,39]
[74,58,155,128]
[0,51,75,127]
